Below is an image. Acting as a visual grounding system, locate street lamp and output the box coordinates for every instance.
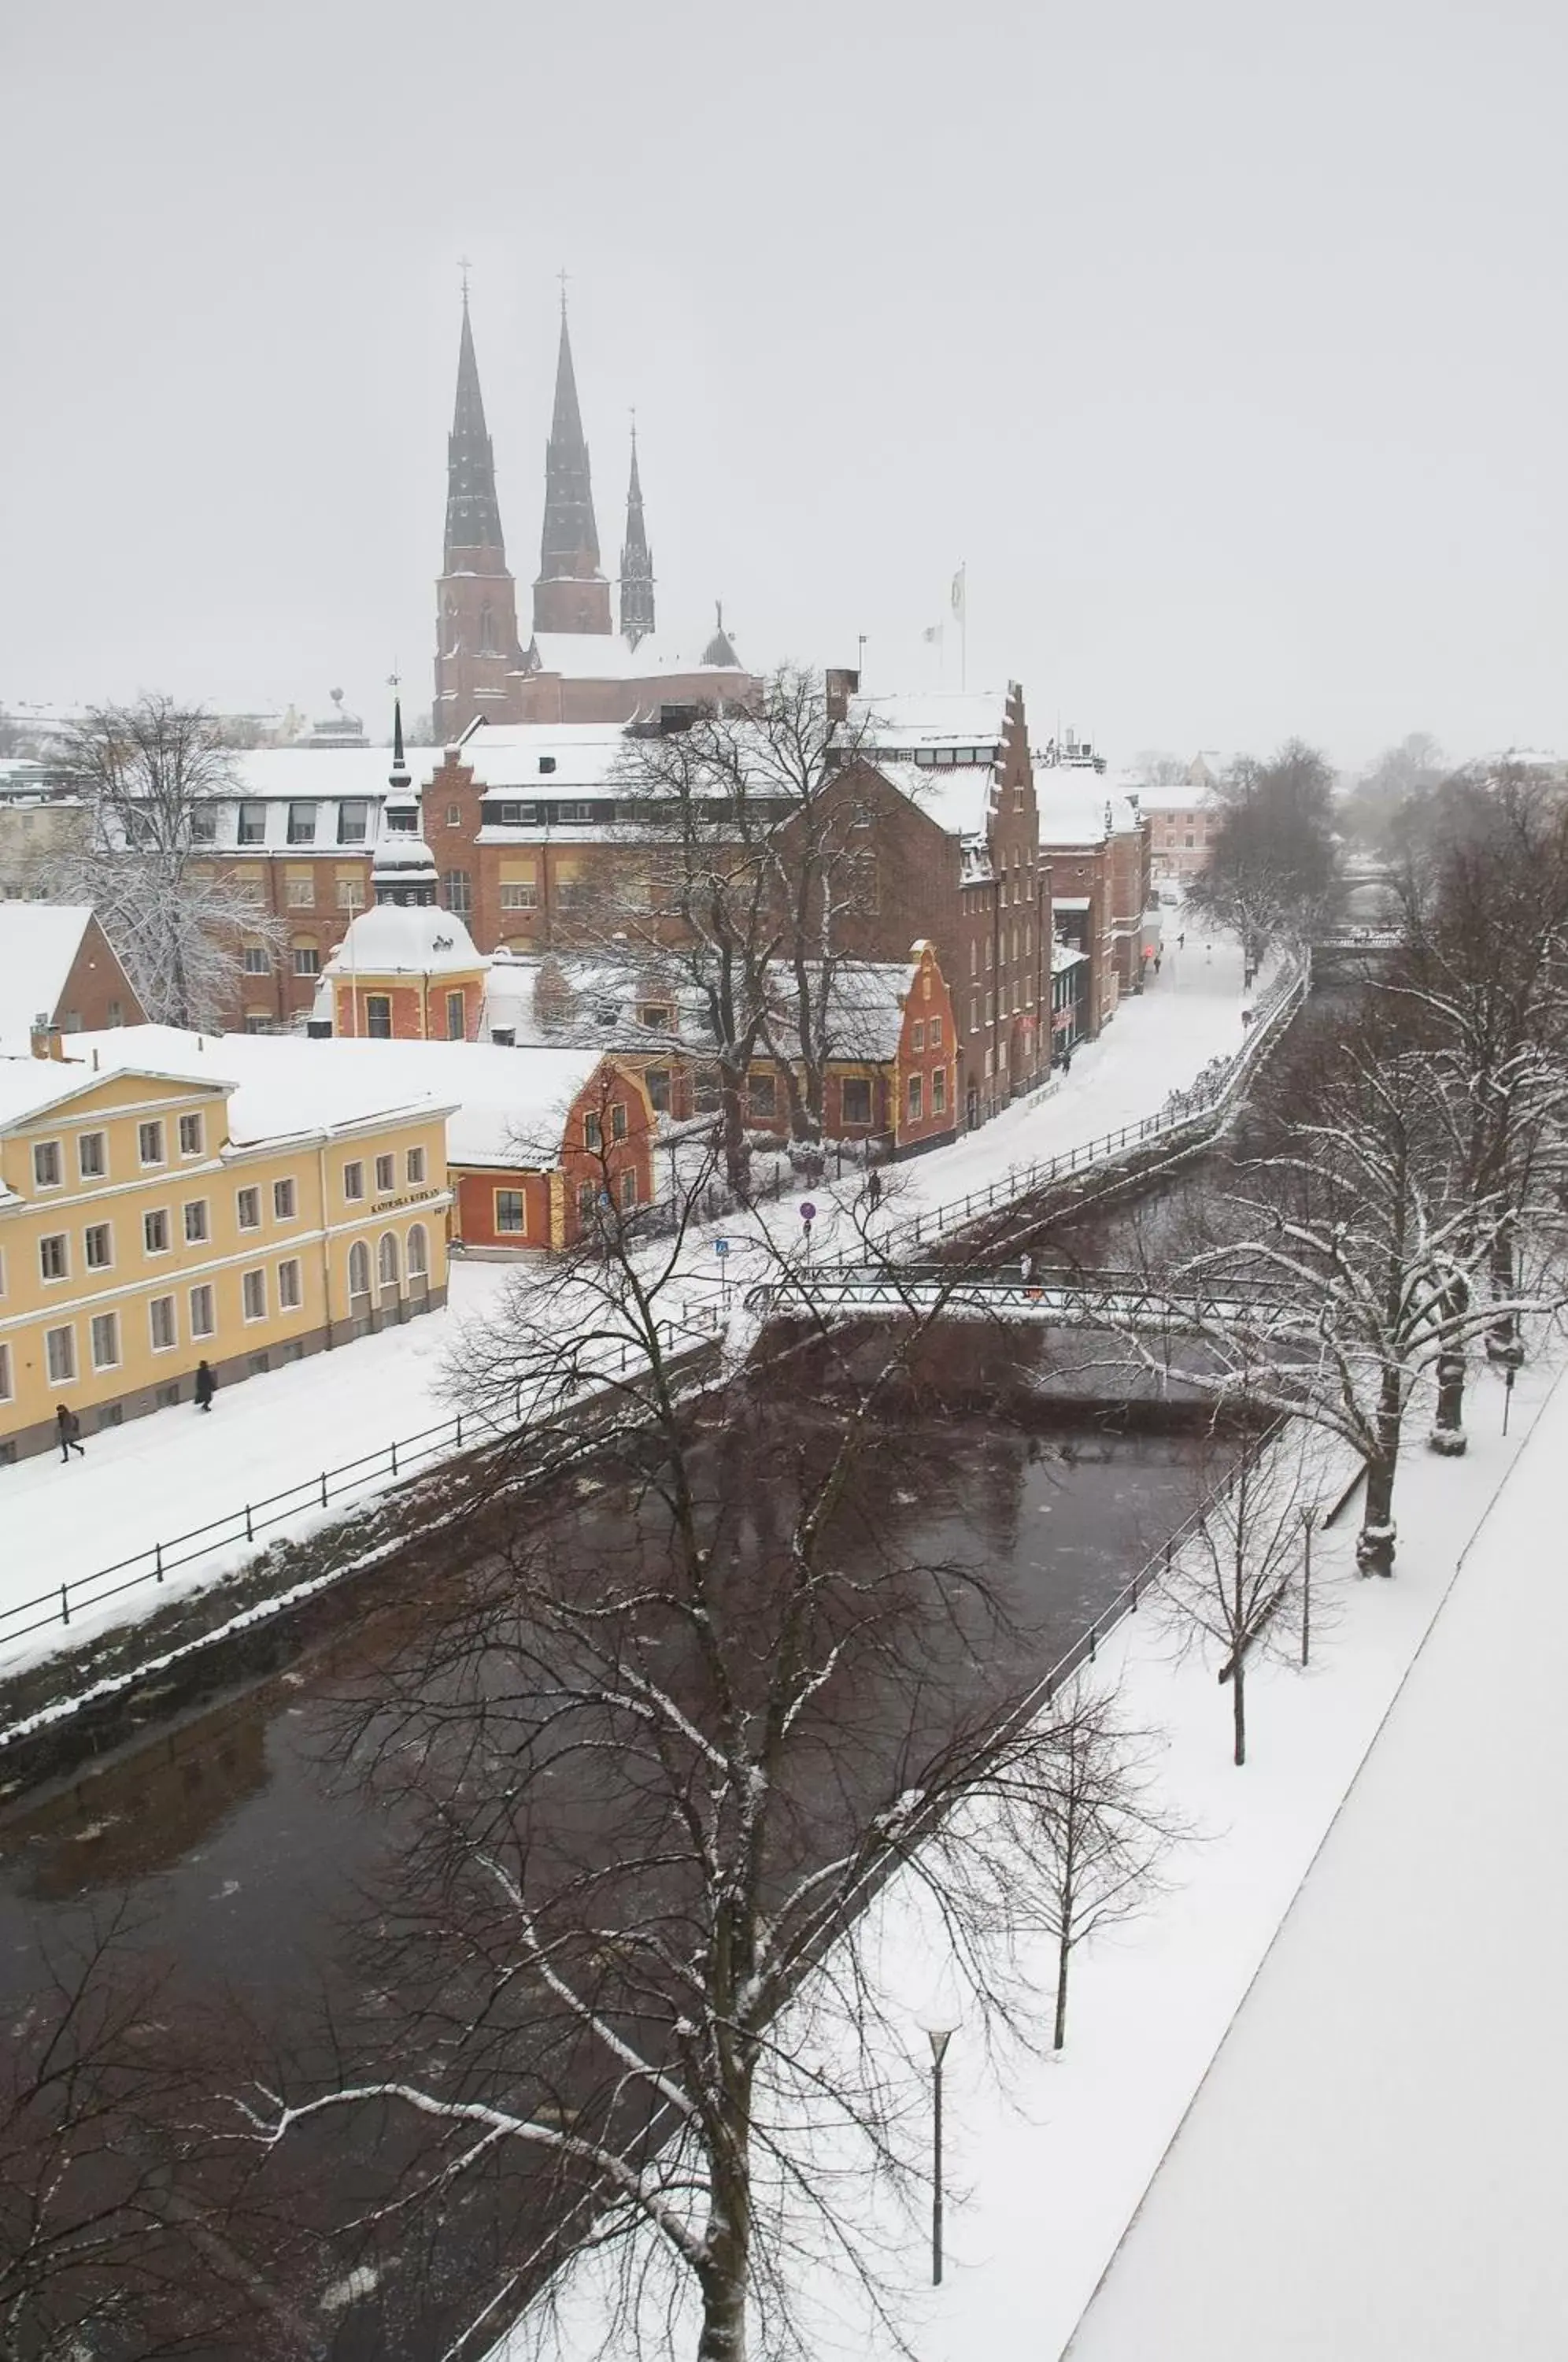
[923,2020,957,2286]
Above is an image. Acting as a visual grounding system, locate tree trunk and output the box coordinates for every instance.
[1429,1345,1468,1456]
[697,2105,753,2360]
[1487,1214,1524,1366]
[1356,1375,1403,1575]
[1053,1930,1071,2051]
[719,1074,751,1198]
[1232,1661,1247,1768]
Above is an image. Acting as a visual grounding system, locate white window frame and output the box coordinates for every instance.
[277,1257,302,1311]
[343,1161,364,1202]
[179,1112,205,1157]
[190,1283,216,1338]
[39,1232,68,1284]
[84,1222,113,1272]
[236,1186,261,1231]
[32,1139,62,1190]
[375,1153,394,1195]
[46,1324,76,1386]
[148,1295,178,1353]
[273,1177,297,1222]
[406,1146,426,1185]
[139,1120,165,1167]
[242,1268,267,1322]
[91,1310,120,1370]
[183,1200,209,1245]
[142,1208,171,1257]
[78,1131,107,1179]
[0,1341,10,1401]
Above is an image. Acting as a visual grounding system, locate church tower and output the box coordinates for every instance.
[533,295,612,637]
[619,424,656,649]
[434,287,523,740]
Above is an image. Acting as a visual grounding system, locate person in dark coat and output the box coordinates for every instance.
[1063,1041,1074,1074]
[56,1404,84,1461]
[194,1359,217,1412]
[866,1167,882,1209]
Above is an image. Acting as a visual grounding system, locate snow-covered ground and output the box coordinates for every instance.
[0,941,1252,1670]
[488,1347,1559,2362]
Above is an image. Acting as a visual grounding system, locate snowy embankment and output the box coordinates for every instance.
[0,943,1251,1672]
[490,1348,1559,2362]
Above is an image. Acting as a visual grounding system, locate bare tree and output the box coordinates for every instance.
[598,668,883,1190]
[1188,739,1339,974]
[41,694,283,1029]
[1106,1003,1562,1574]
[997,1675,1180,2052]
[1159,1439,1316,1766]
[244,1161,1108,2360]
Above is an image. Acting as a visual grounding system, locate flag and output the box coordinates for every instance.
[922,624,944,646]
[950,565,967,621]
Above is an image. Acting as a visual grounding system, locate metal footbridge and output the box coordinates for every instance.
[745,1261,1310,1338]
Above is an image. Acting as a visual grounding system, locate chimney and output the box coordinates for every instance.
[30,1015,63,1061]
[826,667,860,727]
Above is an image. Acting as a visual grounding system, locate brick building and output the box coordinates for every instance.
[0,903,146,1042]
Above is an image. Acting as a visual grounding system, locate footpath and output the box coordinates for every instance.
[0,941,1252,1672]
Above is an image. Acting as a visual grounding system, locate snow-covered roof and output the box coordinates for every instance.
[762,961,919,1064]
[1038,786,1143,848]
[845,689,1011,755]
[327,901,483,979]
[224,746,429,798]
[0,1052,228,1133]
[60,1025,450,1148]
[0,902,104,1042]
[871,758,997,842]
[1133,781,1216,814]
[1052,940,1089,972]
[525,631,751,683]
[459,721,632,792]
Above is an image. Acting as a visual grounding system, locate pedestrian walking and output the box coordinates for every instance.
[867,1166,882,1210]
[1178,930,1185,951]
[1154,950,1163,975]
[1020,1249,1034,1286]
[56,1403,84,1461]
[194,1358,217,1413]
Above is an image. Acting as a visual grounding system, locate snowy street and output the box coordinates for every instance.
[0,940,1254,1671]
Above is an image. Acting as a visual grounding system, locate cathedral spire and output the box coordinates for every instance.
[445,290,507,565]
[534,287,612,635]
[619,419,656,649]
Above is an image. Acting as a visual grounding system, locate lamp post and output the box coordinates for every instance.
[926,2023,956,2286]
[1300,1505,1315,1667]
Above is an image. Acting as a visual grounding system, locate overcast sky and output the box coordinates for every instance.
[4,0,1565,770]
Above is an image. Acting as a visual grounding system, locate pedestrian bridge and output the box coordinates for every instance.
[745,1261,1309,1337]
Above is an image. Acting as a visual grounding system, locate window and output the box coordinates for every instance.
[538,756,557,775]
[558,801,593,823]
[611,1101,627,1143]
[179,1112,204,1157]
[375,1154,394,1194]
[287,878,315,909]
[365,995,392,1039]
[841,1076,872,1126]
[933,1067,948,1115]
[292,942,321,976]
[500,881,538,910]
[190,807,218,844]
[238,802,267,844]
[985,939,993,970]
[911,1020,925,1053]
[272,1177,296,1221]
[930,1015,943,1047]
[242,1268,266,1321]
[139,1120,165,1166]
[46,1326,76,1385]
[494,1189,525,1235]
[149,1295,177,1351]
[39,1234,68,1282]
[908,1073,923,1122]
[287,804,317,845]
[584,1112,602,1151]
[0,1342,9,1401]
[619,1170,638,1210]
[440,870,472,913]
[242,945,271,974]
[970,941,978,977]
[498,802,539,826]
[143,1208,170,1254]
[343,1161,364,1201]
[645,1068,671,1113]
[578,1180,598,1224]
[406,1146,426,1185]
[233,1186,260,1231]
[238,876,266,905]
[244,1015,268,1035]
[446,990,466,1041]
[408,1223,429,1276]
[84,1222,113,1269]
[278,1257,302,1310]
[78,1131,106,1179]
[337,876,365,911]
[338,800,369,845]
[348,1239,371,1299]
[377,1233,399,1287]
[32,1140,61,1189]
[91,1311,119,1370]
[986,991,995,1024]
[190,1283,215,1338]
[638,1003,673,1032]
[969,995,980,1034]
[749,1072,778,1117]
[446,804,461,828]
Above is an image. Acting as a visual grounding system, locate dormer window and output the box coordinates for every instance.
[287,802,318,845]
[190,807,218,844]
[238,802,267,844]
[498,802,539,825]
[538,756,557,775]
[559,802,593,823]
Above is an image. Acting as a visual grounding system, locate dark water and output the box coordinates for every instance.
[0,1325,1230,2358]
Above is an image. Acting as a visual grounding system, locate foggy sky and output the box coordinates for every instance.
[4,0,1565,771]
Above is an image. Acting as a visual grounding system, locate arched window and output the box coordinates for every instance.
[443,596,459,656]
[479,601,497,653]
[378,1231,400,1287]
[348,1239,370,1300]
[407,1223,428,1278]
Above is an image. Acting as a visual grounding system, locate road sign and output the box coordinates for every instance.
[799,1201,817,1224]
[714,1238,730,1257]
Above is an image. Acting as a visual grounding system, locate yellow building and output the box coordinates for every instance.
[0,1038,453,1462]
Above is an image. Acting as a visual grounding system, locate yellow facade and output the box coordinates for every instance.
[0,1063,451,1460]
